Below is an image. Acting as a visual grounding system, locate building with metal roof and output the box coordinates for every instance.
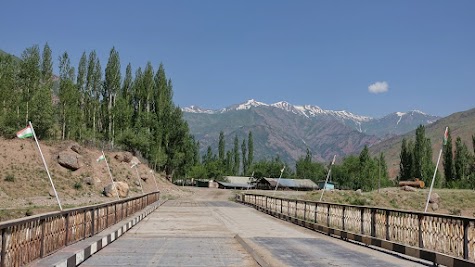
[256,177,318,191]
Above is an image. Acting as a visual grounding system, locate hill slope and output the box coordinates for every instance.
[370,107,475,178]
[0,137,185,221]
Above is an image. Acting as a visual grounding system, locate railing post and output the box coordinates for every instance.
[418,214,423,248]
[84,210,87,239]
[314,203,317,223]
[385,210,390,241]
[360,209,364,234]
[65,213,69,246]
[280,199,283,214]
[106,206,109,228]
[342,206,346,231]
[327,204,330,227]
[295,200,298,218]
[288,200,290,216]
[304,202,307,221]
[265,196,268,210]
[91,208,95,236]
[371,208,376,238]
[463,219,469,260]
[114,204,117,224]
[1,228,7,267]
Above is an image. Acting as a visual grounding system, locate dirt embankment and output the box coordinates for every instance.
[0,137,188,221]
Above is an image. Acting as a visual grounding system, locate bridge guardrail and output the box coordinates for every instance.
[0,191,159,267]
[238,193,475,267]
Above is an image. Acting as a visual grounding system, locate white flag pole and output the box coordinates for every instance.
[424,127,447,213]
[149,169,159,192]
[320,155,336,202]
[272,166,285,196]
[102,151,120,200]
[132,163,144,194]
[29,121,63,210]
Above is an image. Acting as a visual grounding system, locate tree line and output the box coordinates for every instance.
[188,130,392,191]
[399,125,475,189]
[0,44,196,178]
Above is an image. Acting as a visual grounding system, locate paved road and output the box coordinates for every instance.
[81,188,429,267]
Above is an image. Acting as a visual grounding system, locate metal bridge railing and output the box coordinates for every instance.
[238,193,475,267]
[0,192,159,267]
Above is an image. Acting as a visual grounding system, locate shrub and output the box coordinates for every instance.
[4,174,15,182]
[73,182,82,190]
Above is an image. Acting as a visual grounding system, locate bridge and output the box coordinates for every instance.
[1,188,475,267]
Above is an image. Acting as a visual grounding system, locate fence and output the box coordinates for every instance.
[0,192,159,267]
[237,193,475,267]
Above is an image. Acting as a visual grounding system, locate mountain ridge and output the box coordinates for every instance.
[183,99,440,167]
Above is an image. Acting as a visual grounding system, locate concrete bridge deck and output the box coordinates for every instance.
[33,189,431,267]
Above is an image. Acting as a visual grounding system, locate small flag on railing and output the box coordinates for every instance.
[16,126,34,139]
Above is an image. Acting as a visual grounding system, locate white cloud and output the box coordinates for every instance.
[368,81,389,94]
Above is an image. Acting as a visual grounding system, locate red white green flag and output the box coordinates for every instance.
[443,127,449,146]
[16,126,33,139]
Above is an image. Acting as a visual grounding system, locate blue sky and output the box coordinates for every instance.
[1,1,474,117]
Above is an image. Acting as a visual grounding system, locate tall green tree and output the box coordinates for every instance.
[241,139,247,175]
[19,45,41,126]
[247,131,254,169]
[233,135,240,175]
[76,52,87,139]
[218,131,225,162]
[104,47,121,145]
[58,52,80,140]
[30,43,55,138]
[454,137,469,181]
[443,128,454,184]
[0,52,20,134]
[295,148,325,181]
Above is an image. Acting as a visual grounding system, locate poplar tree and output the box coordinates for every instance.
[454,137,469,181]
[31,43,55,138]
[0,52,20,133]
[19,45,41,126]
[241,139,247,175]
[104,47,121,145]
[233,135,240,175]
[218,131,225,162]
[76,52,87,139]
[443,128,454,183]
[247,131,254,168]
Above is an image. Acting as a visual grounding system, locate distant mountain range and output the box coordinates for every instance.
[183,99,440,165]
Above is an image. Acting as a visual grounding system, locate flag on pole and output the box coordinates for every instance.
[96,154,106,162]
[16,126,34,139]
[280,166,285,173]
[331,155,336,165]
[443,126,449,146]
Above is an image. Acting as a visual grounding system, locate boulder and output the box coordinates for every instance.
[57,151,81,170]
[429,193,440,204]
[103,181,129,198]
[70,143,83,154]
[114,152,134,163]
[431,203,439,211]
[130,157,141,167]
[356,189,363,195]
[82,176,101,186]
[402,185,417,192]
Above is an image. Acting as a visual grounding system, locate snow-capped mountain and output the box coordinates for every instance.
[182,99,441,164]
[183,99,372,124]
[182,99,440,138]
